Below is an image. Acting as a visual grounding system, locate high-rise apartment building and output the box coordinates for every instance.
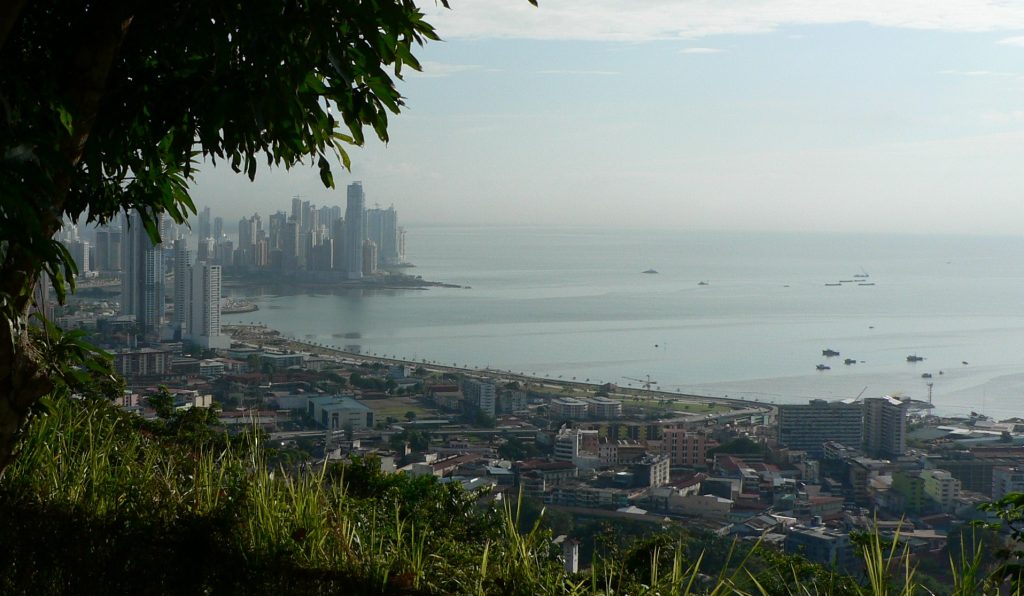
[172,237,191,336]
[862,396,908,459]
[95,227,118,272]
[461,378,497,418]
[185,261,226,348]
[268,211,287,251]
[362,239,378,276]
[197,207,212,240]
[282,220,299,269]
[213,216,223,241]
[121,210,165,336]
[330,217,346,271]
[344,182,365,279]
[777,399,863,458]
[366,206,400,266]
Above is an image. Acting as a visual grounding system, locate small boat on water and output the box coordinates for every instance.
[698,280,709,286]
[642,269,658,274]
[825,283,841,286]
[922,373,933,379]
[844,358,857,365]
[816,364,831,371]
[907,354,924,362]
[858,282,876,286]
[822,349,840,357]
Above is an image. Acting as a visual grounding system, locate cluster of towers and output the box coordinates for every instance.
[120,211,224,347]
[199,181,405,278]
[56,182,400,344]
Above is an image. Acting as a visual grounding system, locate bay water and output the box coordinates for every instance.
[224,226,1024,419]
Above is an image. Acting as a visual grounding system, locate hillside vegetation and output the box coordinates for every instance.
[0,397,1020,595]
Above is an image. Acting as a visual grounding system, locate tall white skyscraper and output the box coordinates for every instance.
[344,182,366,280]
[185,261,226,349]
[172,237,192,337]
[121,210,165,337]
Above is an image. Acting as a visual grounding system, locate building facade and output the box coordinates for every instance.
[863,396,908,459]
[777,399,863,458]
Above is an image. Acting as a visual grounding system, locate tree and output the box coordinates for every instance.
[0,0,442,473]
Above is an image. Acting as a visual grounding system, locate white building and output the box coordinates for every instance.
[185,261,228,349]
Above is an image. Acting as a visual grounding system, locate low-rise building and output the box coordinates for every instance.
[921,469,961,512]
[307,395,374,431]
[671,494,734,520]
[992,466,1024,500]
[785,525,857,571]
[661,428,709,468]
[114,347,174,379]
[586,396,622,419]
[551,397,589,420]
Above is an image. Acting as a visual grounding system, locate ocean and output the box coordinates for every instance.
[223,226,1024,419]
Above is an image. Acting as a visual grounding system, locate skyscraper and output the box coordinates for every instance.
[186,261,226,348]
[282,220,299,270]
[366,205,399,266]
[121,210,165,337]
[213,216,223,241]
[330,217,346,272]
[197,206,212,240]
[344,182,365,279]
[172,237,192,337]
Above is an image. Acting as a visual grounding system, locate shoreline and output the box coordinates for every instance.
[222,323,774,418]
[221,270,463,291]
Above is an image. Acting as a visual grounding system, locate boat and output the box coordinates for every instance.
[698,280,709,286]
[854,268,870,278]
[642,269,658,274]
[816,364,831,371]
[822,349,840,357]
[839,279,854,283]
[907,354,924,362]
[844,358,857,365]
[858,282,876,286]
[825,283,841,286]
[921,373,932,379]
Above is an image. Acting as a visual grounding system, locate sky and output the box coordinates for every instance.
[191,1,1024,234]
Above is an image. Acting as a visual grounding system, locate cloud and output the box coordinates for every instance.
[997,35,1024,46]
[536,69,620,75]
[680,47,723,54]
[410,61,485,78]
[420,1,1024,41]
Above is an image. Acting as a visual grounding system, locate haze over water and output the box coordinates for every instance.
[225,226,1024,419]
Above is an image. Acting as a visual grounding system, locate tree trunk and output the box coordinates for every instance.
[0,5,133,477]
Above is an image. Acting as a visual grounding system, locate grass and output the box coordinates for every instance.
[2,396,1023,594]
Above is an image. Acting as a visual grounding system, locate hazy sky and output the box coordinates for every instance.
[191,1,1024,234]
